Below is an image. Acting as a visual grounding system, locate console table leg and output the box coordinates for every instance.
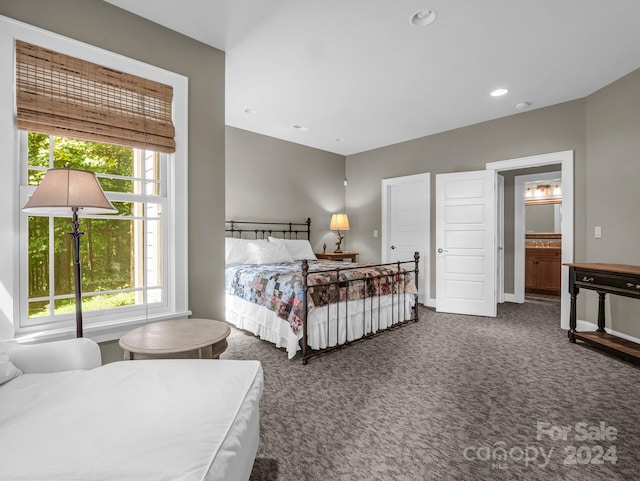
[597,292,606,333]
[569,292,578,343]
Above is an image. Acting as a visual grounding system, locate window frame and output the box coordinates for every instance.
[0,15,190,342]
[19,134,169,329]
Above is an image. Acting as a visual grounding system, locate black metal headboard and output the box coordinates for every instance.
[225,218,311,240]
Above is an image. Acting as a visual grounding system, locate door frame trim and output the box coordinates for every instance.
[497,174,505,303]
[381,172,430,305]
[514,170,562,303]
[486,150,574,330]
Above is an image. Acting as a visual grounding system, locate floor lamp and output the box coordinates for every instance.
[23,168,117,338]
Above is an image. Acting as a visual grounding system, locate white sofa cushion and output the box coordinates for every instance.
[0,359,263,481]
[0,338,102,373]
[0,354,22,385]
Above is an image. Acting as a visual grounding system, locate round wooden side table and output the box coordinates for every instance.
[119,318,231,360]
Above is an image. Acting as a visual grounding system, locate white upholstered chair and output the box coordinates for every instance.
[0,315,263,481]
[0,316,102,375]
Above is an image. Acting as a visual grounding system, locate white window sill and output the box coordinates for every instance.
[13,311,193,344]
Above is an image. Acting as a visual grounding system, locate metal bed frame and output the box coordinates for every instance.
[225,218,420,364]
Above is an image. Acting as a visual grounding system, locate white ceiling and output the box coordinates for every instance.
[104,0,640,156]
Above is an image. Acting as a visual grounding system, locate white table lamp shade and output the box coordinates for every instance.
[23,168,116,215]
[329,213,350,231]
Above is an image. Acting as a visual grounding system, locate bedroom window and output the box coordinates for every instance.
[1,18,189,340]
[20,133,166,327]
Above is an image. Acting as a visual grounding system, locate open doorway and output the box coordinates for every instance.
[517,171,562,303]
[486,151,574,331]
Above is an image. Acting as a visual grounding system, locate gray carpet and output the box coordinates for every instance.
[226,301,640,481]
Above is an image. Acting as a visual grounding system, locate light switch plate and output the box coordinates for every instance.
[595,226,602,238]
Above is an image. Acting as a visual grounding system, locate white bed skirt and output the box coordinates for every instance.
[226,293,415,359]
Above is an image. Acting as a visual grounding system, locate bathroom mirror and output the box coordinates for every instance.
[525,203,562,234]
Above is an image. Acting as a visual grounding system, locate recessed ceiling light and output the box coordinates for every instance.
[290,124,308,132]
[410,9,437,26]
[244,108,257,114]
[491,88,509,97]
[516,102,532,110]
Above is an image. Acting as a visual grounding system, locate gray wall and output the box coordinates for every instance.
[346,99,587,299]
[585,67,640,337]
[226,126,346,250]
[0,0,226,361]
[525,204,556,233]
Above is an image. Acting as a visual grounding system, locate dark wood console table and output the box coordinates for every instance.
[567,263,640,363]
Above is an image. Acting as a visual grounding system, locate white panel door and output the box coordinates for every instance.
[382,173,430,304]
[436,170,496,316]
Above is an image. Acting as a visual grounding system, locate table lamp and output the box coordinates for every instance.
[22,168,117,338]
[329,213,350,253]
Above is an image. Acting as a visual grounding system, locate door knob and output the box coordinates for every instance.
[437,248,448,253]
[391,245,396,250]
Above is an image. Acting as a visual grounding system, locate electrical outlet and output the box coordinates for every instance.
[595,226,602,238]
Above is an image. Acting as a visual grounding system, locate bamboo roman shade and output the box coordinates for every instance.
[15,40,176,153]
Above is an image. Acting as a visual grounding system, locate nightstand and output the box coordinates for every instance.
[315,251,358,262]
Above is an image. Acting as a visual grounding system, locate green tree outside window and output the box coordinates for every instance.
[27,133,161,318]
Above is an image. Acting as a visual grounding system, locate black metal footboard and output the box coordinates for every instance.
[300,252,420,364]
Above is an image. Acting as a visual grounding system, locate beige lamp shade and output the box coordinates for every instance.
[22,168,117,215]
[329,213,350,231]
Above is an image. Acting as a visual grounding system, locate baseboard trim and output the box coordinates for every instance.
[576,320,597,332]
[504,294,521,303]
[571,321,640,345]
[421,300,640,348]
[606,327,640,345]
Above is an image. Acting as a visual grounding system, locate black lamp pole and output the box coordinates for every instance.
[22,169,116,338]
[69,207,85,338]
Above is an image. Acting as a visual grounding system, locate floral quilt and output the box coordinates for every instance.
[225,261,417,334]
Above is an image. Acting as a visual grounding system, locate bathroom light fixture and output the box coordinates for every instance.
[410,9,437,26]
[491,88,509,97]
[533,185,551,198]
[525,181,562,205]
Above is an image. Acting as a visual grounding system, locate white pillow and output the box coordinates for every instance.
[250,241,294,264]
[0,353,22,385]
[268,237,317,260]
[225,238,268,264]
